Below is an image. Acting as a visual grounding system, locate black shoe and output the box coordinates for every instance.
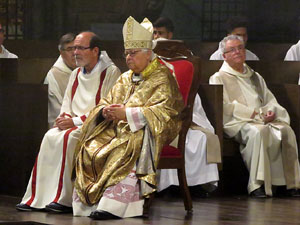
[89,210,120,220]
[190,185,212,198]
[45,202,72,213]
[273,185,286,197]
[286,189,300,197]
[250,186,267,198]
[16,203,36,212]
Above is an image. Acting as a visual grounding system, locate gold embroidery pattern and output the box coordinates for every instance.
[141,57,160,80]
[124,40,152,49]
[74,60,184,205]
[126,17,133,42]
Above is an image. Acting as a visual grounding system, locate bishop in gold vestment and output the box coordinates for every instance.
[72,16,184,219]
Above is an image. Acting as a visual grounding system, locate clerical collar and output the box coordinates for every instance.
[132,73,142,82]
[82,60,100,74]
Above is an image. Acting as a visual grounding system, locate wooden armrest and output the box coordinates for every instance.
[198,84,223,157]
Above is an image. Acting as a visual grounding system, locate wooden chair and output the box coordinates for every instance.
[143,40,201,216]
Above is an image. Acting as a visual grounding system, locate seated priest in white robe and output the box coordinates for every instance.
[16,31,121,213]
[284,40,300,61]
[44,33,77,128]
[209,35,300,198]
[210,16,258,61]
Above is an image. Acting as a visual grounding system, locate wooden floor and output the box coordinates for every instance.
[1,194,300,225]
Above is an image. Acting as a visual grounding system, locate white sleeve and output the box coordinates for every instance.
[72,117,83,126]
[126,107,147,132]
[192,94,215,133]
[209,50,224,60]
[60,69,78,116]
[46,70,64,127]
[284,45,298,61]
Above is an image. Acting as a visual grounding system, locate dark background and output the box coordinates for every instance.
[2,0,300,42]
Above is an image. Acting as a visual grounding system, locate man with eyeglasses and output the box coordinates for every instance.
[72,16,183,220]
[16,31,121,213]
[210,16,259,61]
[210,35,300,198]
[0,23,17,58]
[43,33,77,128]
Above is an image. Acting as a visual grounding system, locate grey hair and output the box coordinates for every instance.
[220,35,244,53]
[141,49,155,60]
[58,33,76,51]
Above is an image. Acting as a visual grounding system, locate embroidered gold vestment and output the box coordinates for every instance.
[74,58,184,205]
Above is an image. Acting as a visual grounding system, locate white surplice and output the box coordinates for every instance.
[20,51,121,209]
[284,40,300,61]
[0,45,18,58]
[209,61,300,195]
[158,94,219,191]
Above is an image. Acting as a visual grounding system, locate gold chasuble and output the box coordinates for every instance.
[74,58,184,205]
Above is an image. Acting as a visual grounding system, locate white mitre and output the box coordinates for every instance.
[123,16,153,50]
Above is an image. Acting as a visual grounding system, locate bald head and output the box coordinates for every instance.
[77,31,94,40]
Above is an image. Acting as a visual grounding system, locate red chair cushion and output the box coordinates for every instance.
[159,59,194,105]
[161,145,182,158]
[159,59,194,159]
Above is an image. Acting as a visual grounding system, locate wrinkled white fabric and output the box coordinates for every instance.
[158,94,219,191]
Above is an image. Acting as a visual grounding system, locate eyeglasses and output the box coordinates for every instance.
[62,46,75,52]
[123,50,142,58]
[224,45,245,54]
[73,46,91,51]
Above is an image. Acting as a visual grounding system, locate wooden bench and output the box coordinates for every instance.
[18,58,57,83]
[0,84,48,196]
[0,58,18,82]
[3,39,295,61]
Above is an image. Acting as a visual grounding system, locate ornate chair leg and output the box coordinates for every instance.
[177,167,193,213]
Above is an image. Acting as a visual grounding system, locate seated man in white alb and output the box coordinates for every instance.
[209,35,300,198]
[16,31,121,213]
[44,33,77,128]
[152,17,221,196]
[210,16,258,61]
[284,40,300,61]
[0,23,18,58]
